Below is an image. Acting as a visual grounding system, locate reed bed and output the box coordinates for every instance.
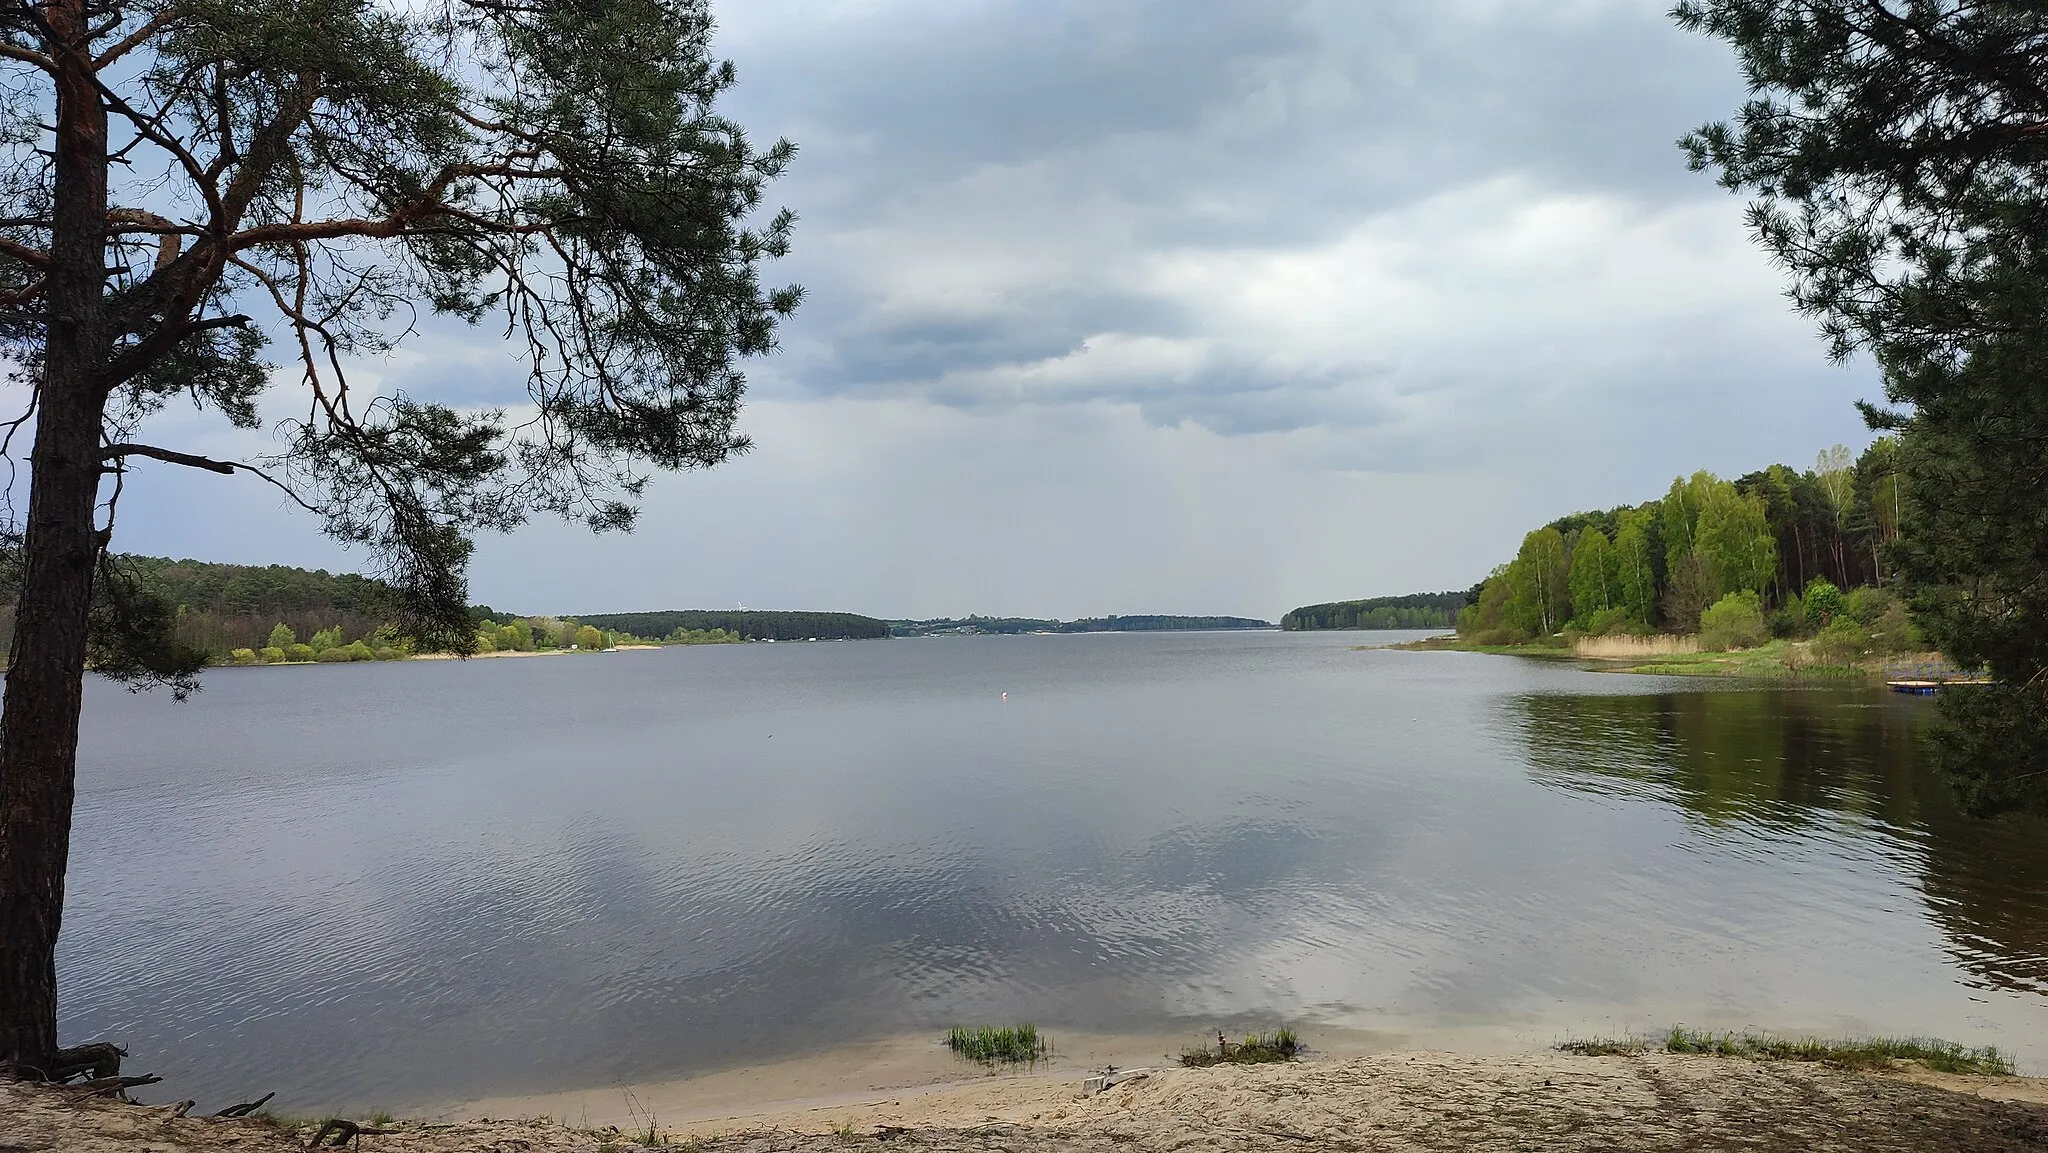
[946,1024,1048,1065]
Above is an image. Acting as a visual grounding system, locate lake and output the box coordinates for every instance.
[60,630,2048,1110]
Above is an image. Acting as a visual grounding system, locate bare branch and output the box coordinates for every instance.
[100,443,324,514]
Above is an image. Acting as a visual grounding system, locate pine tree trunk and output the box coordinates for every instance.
[0,0,109,1077]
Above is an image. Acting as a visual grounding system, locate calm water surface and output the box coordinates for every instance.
[61,631,2048,1108]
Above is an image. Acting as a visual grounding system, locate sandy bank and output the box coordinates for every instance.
[9,1050,2047,1153]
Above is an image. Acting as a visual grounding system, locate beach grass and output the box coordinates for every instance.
[946,1024,1048,1065]
[1559,1028,2012,1076]
[1180,1028,1301,1067]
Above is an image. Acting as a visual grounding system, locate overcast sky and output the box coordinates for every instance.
[108,0,1882,621]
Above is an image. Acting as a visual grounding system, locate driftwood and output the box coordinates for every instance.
[307,1119,398,1149]
[171,1101,196,1118]
[65,1075,163,1098]
[50,1042,126,1083]
[215,1091,276,1118]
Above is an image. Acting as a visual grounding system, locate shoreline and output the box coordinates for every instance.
[11,1043,2048,1152]
[1380,633,1940,682]
[425,1026,2044,1140]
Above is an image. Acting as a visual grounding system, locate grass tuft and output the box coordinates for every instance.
[946,1024,1049,1065]
[1556,1028,2012,1076]
[1180,1029,1301,1067]
[1555,1036,1646,1057]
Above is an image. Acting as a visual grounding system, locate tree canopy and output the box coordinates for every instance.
[1678,0,2048,815]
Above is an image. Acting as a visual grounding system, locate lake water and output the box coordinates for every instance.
[60,630,2048,1110]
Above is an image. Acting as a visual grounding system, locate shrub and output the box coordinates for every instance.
[315,645,355,662]
[259,646,286,664]
[473,631,497,653]
[1812,618,1872,665]
[1869,601,1923,654]
[229,648,259,666]
[1803,578,1845,626]
[1769,592,1806,638]
[286,643,316,662]
[265,623,297,650]
[343,641,375,661]
[1699,591,1768,652]
[1844,586,1893,625]
[308,625,346,653]
[372,647,401,661]
[576,624,605,651]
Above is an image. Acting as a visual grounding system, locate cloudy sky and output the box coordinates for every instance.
[110,0,1882,621]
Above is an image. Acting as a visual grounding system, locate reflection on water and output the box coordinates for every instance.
[1518,688,2048,996]
[55,637,2048,1111]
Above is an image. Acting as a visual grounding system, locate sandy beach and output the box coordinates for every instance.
[8,1045,2048,1152]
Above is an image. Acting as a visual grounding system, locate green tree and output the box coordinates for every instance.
[308,626,345,654]
[1612,513,1658,627]
[0,0,798,1072]
[1694,486,1777,600]
[576,625,605,651]
[1678,0,2048,812]
[265,623,296,651]
[1568,528,1616,626]
[1504,527,1570,638]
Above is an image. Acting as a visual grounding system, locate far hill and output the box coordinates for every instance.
[1281,592,1466,631]
[576,610,890,642]
[889,614,1272,637]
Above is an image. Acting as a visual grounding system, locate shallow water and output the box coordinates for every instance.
[59,631,2048,1109]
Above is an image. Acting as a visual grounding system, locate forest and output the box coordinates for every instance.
[0,555,872,664]
[576,610,891,642]
[1458,441,1913,661]
[1281,592,1466,631]
[888,614,1272,636]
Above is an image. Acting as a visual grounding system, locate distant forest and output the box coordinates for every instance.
[889,614,1272,637]
[1282,592,1467,631]
[577,610,890,641]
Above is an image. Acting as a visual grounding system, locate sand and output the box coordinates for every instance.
[8,1049,2048,1153]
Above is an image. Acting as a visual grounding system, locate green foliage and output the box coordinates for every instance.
[1812,618,1872,666]
[286,644,316,662]
[266,623,298,650]
[1676,1,2048,812]
[1581,606,1641,637]
[945,1024,1046,1065]
[229,648,259,666]
[575,624,606,651]
[308,626,345,654]
[1612,513,1658,627]
[1568,528,1616,625]
[1768,593,1805,639]
[584,610,890,641]
[344,641,375,661]
[1699,592,1768,652]
[314,646,355,663]
[473,631,498,654]
[1281,593,1464,631]
[259,647,286,664]
[1803,579,1845,626]
[1505,527,1570,637]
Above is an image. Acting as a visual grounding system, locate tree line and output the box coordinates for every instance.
[1459,442,1913,662]
[576,610,891,642]
[1282,592,1466,631]
[888,614,1272,636]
